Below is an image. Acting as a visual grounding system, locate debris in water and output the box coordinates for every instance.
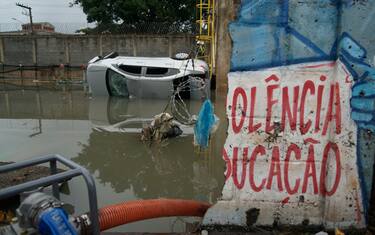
[0,210,14,223]
[335,228,345,235]
[141,112,183,143]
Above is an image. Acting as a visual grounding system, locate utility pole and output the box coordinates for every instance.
[16,3,33,34]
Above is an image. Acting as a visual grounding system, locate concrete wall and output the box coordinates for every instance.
[214,0,241,92]
[0,34,195,66]
[1,37,34,65]
[204,0,375,231]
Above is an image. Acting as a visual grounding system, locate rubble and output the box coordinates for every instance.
[141,113,183,142]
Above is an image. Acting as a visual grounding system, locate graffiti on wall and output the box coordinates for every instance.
[222,0,375,229]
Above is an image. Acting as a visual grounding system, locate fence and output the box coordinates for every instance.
[0,64,87,91]
[0,22,196,35]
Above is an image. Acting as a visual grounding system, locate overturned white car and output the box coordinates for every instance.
[87,52,210,99]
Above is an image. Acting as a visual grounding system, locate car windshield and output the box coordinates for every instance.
[106,69,129,97]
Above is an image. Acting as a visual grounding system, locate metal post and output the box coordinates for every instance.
[168,36,173,57]
[29,7,33,34]
[50,159,59,199]
[0,38,4,64]
[29,92,43,137]
[4,93,10,115]
[99,35,103,57]
[81,167,100,235]
[200,0,203,35]
[132,35,137,56]
[211,0,216,75]
[32,38,38,87]
[68,64,71,81]
[1,63,4,90]
[16,3,33,34]
[20,64,24,90]
[82,68,87,93]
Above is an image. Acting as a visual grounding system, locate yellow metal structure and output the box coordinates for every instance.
[196,0,216,79]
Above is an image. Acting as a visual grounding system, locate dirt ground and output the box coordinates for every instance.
[0,161,61,215]
[0,162,54,190]
[0,161,68,224]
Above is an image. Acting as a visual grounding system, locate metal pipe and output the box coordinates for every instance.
[80,165,100,234]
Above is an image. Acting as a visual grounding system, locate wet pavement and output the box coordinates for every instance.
[0,90,227,233]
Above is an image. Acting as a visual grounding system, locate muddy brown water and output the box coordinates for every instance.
[0,90,227,233]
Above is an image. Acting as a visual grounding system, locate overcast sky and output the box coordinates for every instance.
[0,0,92,32]
[0,0,88,23]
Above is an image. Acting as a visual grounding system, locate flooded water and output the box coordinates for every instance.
[0,90,227,233]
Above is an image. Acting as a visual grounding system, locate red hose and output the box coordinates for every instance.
[98,199,211,231]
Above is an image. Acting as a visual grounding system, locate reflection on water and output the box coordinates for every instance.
[0,90,226,233]
[75,129,218,200]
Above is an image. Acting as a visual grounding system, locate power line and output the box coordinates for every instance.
[25,4,72,8]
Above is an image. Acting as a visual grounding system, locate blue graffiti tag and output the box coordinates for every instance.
[342,33,375,214]
[229,0,337,71]
[342,34,375,131]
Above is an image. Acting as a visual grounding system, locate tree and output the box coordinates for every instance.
[72,0,196,32]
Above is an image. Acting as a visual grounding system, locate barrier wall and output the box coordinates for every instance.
[204,0,375,230]
[0,34,195,66]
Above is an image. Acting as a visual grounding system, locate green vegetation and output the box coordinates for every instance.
[72,0,196,33]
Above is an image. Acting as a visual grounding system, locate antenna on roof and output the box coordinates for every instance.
[16,3,33,34]
[21,9,29,16]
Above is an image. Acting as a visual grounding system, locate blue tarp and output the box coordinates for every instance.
[194,99,218,148]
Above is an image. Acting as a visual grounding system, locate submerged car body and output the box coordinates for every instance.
[87,52,210,99]
[89,97,199,135]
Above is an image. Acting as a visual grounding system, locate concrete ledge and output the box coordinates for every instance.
[201,201,367,233]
